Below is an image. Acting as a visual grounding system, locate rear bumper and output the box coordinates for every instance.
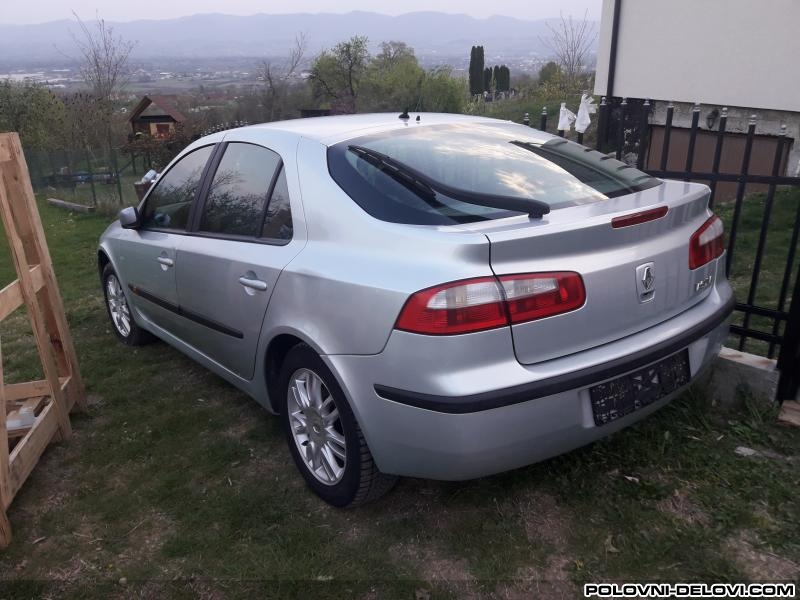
[325,282,733,480]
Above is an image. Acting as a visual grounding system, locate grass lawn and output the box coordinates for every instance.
[0,199,797,598]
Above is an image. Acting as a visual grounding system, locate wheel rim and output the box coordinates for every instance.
[106,274,132,338]
[287,368,346,486]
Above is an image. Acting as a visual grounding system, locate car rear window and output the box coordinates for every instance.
[327,122,661,225]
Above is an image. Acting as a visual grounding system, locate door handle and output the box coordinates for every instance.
[238,276,268,291]
[157,256,174,267]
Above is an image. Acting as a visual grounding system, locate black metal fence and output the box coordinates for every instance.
[531,98,800,402]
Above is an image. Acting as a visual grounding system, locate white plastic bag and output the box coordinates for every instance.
[558,102,577,132]
[575,94,597,134]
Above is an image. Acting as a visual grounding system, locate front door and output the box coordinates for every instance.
[119,145,215,333]
[175,142,298,379]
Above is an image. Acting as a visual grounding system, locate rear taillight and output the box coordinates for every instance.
[500,272,586,324]
[395,272,585,335]
[689,215,725,269]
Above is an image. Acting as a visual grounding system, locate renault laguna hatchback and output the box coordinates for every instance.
[98,113,733,506]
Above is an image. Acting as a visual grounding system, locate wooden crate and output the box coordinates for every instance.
[0,133,85,548]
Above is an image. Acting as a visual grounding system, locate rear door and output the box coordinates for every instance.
[118,145,214,333]
[174,141,298,379]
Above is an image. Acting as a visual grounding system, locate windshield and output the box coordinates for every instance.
[327,121,661,225]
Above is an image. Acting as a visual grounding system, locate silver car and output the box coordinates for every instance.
[98,113,733,506]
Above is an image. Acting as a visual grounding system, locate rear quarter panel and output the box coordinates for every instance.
[260,137,494,356]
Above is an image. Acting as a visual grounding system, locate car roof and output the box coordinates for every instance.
[233,112,548,146]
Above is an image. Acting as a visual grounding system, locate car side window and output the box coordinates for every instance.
[261,167,294,241]
[140,145,213,230]
[199,143,281,237]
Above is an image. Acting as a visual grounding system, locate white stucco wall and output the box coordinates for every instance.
[594,0,800,113]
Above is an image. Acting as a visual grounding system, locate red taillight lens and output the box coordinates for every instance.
[689,215,725,269]
[395,272,585,335]
[500,272,586,324]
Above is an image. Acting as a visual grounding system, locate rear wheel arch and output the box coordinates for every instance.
[97,249,111,278]
[265,333,307,412]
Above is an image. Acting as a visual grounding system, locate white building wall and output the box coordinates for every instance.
[594,0,800,113]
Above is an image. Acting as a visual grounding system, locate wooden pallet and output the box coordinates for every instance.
[0,133,85,548]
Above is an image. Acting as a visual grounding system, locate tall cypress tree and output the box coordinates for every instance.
[498,65,510,92]
[468,46,485,97]
[483,67,492,92]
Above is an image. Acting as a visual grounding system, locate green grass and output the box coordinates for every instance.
[0,200,797,597]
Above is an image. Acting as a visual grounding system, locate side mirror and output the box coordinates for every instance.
[119,206,140,229]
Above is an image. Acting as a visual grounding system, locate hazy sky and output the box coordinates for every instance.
[1,0,602,24]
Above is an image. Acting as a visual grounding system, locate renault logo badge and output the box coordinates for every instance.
[636,262,656,302]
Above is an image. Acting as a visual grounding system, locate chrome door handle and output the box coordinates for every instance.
[238,276,268,291]
[157,256,174,267]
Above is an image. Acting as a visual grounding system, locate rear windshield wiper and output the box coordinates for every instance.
[348,145,550,219]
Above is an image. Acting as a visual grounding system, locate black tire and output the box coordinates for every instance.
[101,263,153,346]
[279,343,397,507]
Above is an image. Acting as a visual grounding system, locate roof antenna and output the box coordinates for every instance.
[399,109,410,120]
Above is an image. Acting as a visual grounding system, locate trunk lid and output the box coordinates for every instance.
[477,179,718,365]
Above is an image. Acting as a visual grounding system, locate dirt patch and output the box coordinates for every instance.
[655,488,710,526]
[725,530,799,581]
[516,492,573,581]
[390,541,480,599]
[390,542,475,582]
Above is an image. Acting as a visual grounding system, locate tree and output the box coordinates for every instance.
[374,41,416,71]
[498,66,511,92]
[71,14,135,105]
[541,11,596,93]
[361,42,424,112]
[468,45,484,97]
[310,36,370,113]
[483,67,492,94]
[538,61,561,85]
[418,67,466,113]
[0,82,65,152]
[261,32,307,122]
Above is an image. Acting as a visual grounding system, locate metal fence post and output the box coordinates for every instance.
[684,102,701,180]
[725,114,758,276]
[615,98,627,160]
[659,102,674,171]
[777,262,800,401]
[708,107,728,207]
[84,146,97,206]
[636,99,650,170]
[596,97,608,152]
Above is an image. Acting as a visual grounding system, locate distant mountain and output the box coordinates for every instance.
[0,11,594,64]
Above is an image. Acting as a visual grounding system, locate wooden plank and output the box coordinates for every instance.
[0,171,71,440]
[0,340,11,520]
[0,134,85,410]
[47,198,95,214]
[778,400,800,427]
[0,265,44,322]
[4,376,69,405]
[7,400,59,508]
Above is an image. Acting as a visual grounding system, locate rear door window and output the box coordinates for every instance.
[199,143,281,237]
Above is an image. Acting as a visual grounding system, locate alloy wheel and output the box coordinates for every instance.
[106,274,132,338]
[287,368,347,485]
